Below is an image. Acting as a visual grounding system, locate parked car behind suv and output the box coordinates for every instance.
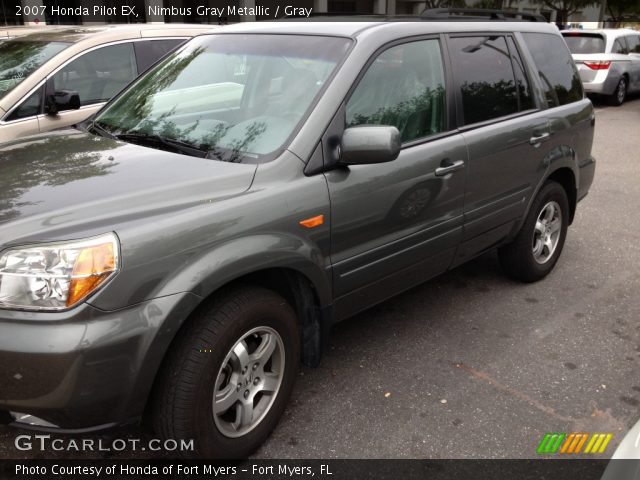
[1,26,51,40]
[0,19,595,458]
[562,28,640,105]
[0,24,214,143]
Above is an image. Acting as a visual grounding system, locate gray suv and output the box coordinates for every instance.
[0,18,595,458]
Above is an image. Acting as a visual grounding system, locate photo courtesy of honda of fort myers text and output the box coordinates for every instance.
[1,0,640,478]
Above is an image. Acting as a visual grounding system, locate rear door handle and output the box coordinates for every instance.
[435,159,465,177]
[529,132,551,145]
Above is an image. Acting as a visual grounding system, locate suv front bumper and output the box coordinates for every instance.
[0,292,201,431]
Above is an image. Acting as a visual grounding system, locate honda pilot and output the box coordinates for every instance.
[0,19,595,458]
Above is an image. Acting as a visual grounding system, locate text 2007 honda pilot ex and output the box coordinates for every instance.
[0,19,595,458]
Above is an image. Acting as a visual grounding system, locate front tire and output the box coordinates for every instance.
[498,181,569,283]
[152,286,299,459]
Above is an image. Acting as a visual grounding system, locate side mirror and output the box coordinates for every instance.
[45,90,81,116]
[340,126,401,165]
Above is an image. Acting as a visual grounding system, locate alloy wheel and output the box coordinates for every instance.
[532,201,562,265]
[212,326,285,438]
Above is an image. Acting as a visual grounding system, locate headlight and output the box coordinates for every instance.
[0,233,119,311]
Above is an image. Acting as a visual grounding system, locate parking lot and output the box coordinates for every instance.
[0,96,639,460]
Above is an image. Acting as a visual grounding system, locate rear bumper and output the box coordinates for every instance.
[580,68,624,96]
[0,292,201,431]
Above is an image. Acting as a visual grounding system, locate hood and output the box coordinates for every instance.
[0,129,257,246]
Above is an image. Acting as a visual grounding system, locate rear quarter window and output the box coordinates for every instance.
[612,38,628,54]
[522,33,583,108]
[627,35,640,54]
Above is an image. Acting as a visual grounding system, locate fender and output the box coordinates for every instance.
[120,234,332,419]
[154,233,332,309]
[515,144,579,235]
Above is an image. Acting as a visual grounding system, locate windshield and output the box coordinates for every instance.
[0,40,70,98]
[94,34,352,163]
[562,33,606,54]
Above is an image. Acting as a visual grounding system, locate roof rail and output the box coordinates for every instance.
[421,8,547,22]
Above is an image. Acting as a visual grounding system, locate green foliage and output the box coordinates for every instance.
[535,0,598,24]
[606,0,640,21]
[422,0,467,8]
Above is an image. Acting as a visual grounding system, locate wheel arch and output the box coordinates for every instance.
[547,167,577,224]
[143,258,331,430]
[160,233,332,361]
[519,146,579,235]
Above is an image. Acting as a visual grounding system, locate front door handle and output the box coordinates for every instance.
[529,132,551,145]
[435,159,465,177]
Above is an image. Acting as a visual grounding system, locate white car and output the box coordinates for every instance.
[562,29,640,106]
[600,417,640,479]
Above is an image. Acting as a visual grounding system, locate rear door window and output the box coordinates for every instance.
[448,35,519,125]
[522,33,583,108]
[506,36,534,112]
[561,33,606,54]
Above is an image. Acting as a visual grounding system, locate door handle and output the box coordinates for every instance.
[529,132,551,145]
[435,159,465,177]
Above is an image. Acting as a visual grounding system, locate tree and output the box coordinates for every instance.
[473,0,517,9]
[535,0,597,26]
[606,0,640,23]
[422,0,467,8]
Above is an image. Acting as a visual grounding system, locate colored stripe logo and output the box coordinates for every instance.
[537,433,613,455]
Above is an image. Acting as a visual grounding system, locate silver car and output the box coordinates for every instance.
[562,28,640,105]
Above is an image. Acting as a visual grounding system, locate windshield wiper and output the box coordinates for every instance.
[115,132,207,158]
[88,121,116,140]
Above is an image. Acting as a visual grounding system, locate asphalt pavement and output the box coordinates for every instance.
[1,96,639,460]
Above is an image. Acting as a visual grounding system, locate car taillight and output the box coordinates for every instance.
[583,61,611,70]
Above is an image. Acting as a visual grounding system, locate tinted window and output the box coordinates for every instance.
[507,37,534,111]
[522,33,583,108]
[627,35,640,53]
[612,38,628,54]
[6,85,42,121]
[52,43,137,108]
[562,33,605,54]
[449,36,518,125]
[134,39,184,72]
[347,39,446,142]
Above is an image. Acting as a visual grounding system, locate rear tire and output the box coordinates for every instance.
[609,77,627,106]
[498,181,569,283]
[152,286,299,459]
